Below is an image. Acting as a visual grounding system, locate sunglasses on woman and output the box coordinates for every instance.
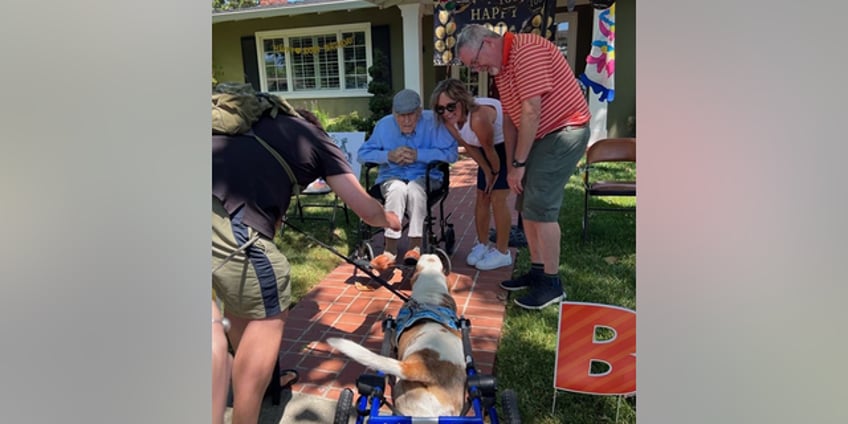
[435,101,458,115]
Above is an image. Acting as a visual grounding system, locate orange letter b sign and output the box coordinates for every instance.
[554,301,636,395]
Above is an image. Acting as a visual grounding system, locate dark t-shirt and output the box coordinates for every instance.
[212,113,352,239]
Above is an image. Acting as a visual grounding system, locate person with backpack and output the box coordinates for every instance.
[211,83,400,424]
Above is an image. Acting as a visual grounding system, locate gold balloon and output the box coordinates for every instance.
[435,39,446,52]
[435,26,446,40]
[438,10,450,25]
[442,50,453,64]
[446,22,456,35]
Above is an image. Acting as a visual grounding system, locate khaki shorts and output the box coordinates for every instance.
[212,197,291,319]
[516,125,590,222]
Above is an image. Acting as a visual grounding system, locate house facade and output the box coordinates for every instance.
[212,0,634,137]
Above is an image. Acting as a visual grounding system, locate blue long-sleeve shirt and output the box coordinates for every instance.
[357,110,458,184]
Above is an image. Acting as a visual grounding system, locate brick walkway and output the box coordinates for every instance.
[279,155,518,405]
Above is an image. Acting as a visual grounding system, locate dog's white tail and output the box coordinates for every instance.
[327,337,406,379]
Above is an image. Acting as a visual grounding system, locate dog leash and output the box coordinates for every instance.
[280,218,410,302]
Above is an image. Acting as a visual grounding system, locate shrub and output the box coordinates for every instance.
[325,111,372,134]
[367,49,392,125]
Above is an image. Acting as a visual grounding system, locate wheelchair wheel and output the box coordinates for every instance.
[443,224,456,255]
[500,389,521,424]
[433,247,452,276]
[361,242,375,261]
[352,242,375,277]
[333,388,354,424]
[354,241,374,263]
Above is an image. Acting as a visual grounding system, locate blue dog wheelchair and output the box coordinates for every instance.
[332,315,521,423]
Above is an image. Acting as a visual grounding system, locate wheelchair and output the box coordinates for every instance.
[351,160,456,276]
[332,316,521,423]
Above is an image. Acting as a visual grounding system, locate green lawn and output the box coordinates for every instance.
[494,161,635,423]
[276,160,636,423]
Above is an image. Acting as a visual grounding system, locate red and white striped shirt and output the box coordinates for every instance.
[494,32,591,139]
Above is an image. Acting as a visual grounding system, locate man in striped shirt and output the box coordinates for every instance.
[456,24,591,310]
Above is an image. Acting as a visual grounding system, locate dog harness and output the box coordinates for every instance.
[393,299,460,345]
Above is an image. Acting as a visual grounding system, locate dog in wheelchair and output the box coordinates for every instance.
[328,253,465,416]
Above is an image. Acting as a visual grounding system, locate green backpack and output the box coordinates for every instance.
[211,82,302,195]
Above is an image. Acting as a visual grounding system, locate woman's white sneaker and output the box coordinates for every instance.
[475,248,513,271]
[466,242,490,266]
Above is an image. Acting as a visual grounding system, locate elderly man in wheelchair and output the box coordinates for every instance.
[357,88,458,272]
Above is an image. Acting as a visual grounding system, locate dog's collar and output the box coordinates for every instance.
[394,299,459,344]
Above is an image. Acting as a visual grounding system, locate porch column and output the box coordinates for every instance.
[397,2,424,95]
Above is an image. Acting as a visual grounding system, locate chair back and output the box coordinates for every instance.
[586,137,636,165]
[581,137,636,243]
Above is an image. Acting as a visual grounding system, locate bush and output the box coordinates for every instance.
[367,49,392,124]
[325,111,373,135]
[310,108,332,130]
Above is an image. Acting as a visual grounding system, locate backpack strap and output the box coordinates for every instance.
[248,130,301,197]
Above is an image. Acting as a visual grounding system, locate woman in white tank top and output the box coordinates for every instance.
[430,78,515,271]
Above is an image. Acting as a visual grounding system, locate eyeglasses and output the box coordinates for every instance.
[435,101,458,115]
[469,41,484,69]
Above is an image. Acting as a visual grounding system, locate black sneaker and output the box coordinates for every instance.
[499,272,534,291]
[514,283,565,310]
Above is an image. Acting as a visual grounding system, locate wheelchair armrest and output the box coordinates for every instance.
[425,160,450,173]
[425,160,450,192]
[362,162,380,191]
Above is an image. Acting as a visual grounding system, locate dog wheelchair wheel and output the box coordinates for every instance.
[500,389,522,424]
[333,388,354,424]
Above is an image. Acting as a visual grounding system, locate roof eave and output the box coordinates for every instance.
[212,0,377,24]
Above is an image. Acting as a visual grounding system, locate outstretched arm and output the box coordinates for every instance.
[325,173,401,231]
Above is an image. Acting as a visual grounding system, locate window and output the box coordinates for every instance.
[256,23,372,98]
[451,65,487,97]
[554,12,578,74]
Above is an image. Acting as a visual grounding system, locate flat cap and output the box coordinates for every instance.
[392,89,421,114]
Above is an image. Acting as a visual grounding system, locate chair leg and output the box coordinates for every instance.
[296,195,307,223]
[582,191,589,243]
[340,196,350,224]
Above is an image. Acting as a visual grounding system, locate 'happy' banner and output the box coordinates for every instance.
[433,0,558,65]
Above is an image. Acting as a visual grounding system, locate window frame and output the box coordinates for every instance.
[255,22,373,99]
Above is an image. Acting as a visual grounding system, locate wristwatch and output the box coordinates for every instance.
[512,159,527,168]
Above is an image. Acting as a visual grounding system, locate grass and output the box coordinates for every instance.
[495,160,636,423]
[275,160,636,423]
[274,194,361,301]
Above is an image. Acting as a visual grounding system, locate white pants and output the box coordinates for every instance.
[379,177,441,240]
